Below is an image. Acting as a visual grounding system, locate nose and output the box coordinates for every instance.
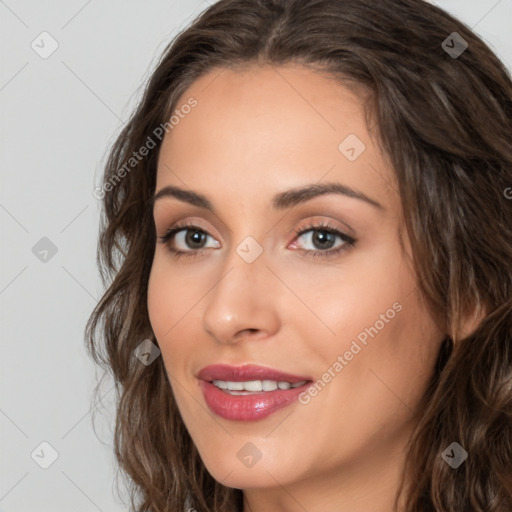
[201,250,281,346]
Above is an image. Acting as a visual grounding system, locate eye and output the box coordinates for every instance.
[157,221,219,259]
[290,220,356,258]
[157,220,356,259]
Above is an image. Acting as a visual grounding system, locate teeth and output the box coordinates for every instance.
[227,381,244,391]
[262,380,278,391]
[211,379,307,393]
[241,380,262,392]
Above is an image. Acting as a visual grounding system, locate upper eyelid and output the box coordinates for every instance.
[153,201,358,236]
[152,207,232,237]
[155,210,355,236]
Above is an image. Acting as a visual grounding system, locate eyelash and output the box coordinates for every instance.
[157,220,356,260]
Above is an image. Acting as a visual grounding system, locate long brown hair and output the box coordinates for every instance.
[85,0,512,510]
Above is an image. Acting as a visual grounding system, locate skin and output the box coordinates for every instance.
[147,64,447,512]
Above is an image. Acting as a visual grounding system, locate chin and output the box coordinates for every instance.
[198,447,296,490]
[208,466,284,490]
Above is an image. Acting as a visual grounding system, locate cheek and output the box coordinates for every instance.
[147,257,211,388]
[289,245,412,352]
[298,245,441,405]
[147,263,184,372]
[147,265,197,415]
[147,265,169,340]
[147,258,198,341]
[326,285,443,425]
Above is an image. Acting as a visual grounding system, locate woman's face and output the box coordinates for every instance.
[148,64,445,504]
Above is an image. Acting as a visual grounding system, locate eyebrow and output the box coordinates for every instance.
[149,181,385,212]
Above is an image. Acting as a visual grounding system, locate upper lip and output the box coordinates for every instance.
[197,364,312,384]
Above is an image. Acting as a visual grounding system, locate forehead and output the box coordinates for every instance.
[156,64,397,214]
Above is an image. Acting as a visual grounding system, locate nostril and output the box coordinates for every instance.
[235,328,260,339]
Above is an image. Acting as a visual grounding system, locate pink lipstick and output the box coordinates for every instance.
[197,364,313,421]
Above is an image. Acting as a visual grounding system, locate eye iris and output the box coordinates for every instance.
[312,230,335,249]
[186,229,206,248]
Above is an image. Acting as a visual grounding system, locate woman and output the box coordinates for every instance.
[86,0,512,510]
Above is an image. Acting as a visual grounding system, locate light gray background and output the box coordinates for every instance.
[1,1,511,511]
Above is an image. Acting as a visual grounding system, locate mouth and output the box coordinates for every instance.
[197,364,313,421]
[209,379,308,394]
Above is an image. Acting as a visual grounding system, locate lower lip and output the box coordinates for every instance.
[199,380,311,421]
